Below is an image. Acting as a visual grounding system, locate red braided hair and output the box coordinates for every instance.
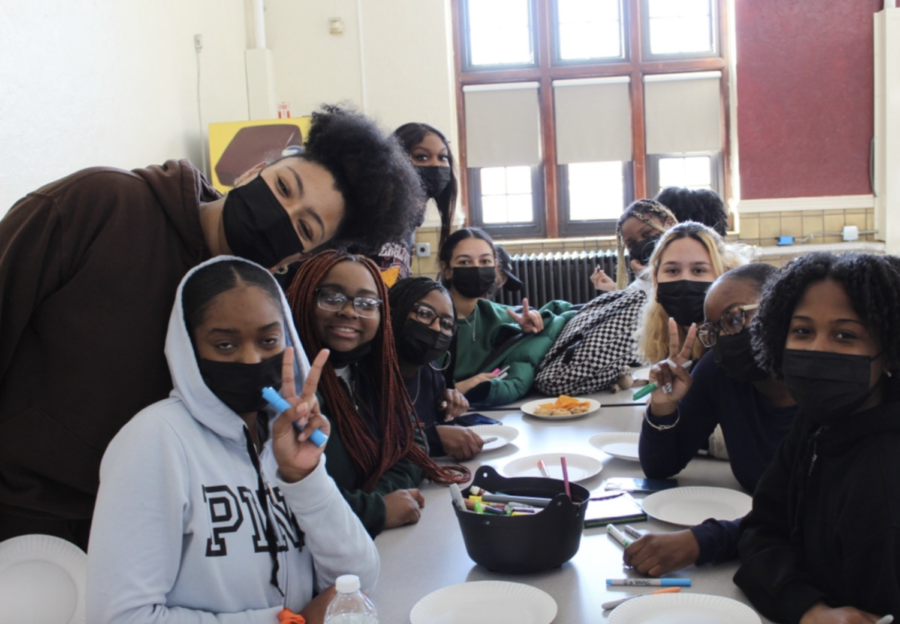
[286,250,469,491]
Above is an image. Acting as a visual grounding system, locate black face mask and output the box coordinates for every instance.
[631,235,661,267]
[656,280,711,327]
[417,166,451,199]
[222,174,303,269]
[397,319,452,366]
[713,331,768,383]
[451,266,497,299]
[198,351,284,414]
[328,342,373,369]
[782,349,877,426]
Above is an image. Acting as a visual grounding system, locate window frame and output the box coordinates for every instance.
[466,165,547,238]
[451,0,731,240]
[550,0,628,66]
[556,161,634,237]
[640,0,719,62]
[460,0,540,71]
[646,152,724,198]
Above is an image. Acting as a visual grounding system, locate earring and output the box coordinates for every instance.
[429,351,452,371]
[886,370,893,378]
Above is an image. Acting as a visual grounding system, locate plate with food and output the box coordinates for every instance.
[521,395,600,419]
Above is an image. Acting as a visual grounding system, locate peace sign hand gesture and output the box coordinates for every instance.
[507,298,544,334]
[647,318,697,416]
[271,348,332,484]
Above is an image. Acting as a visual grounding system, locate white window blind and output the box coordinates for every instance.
[464,82,542,168]
[643,71,721,154]
[553,76,632,164]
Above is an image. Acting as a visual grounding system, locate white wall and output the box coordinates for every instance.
[0,0,250,215]
[265,0,459,225]
[0,0,460,226]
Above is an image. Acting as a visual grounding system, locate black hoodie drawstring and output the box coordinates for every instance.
[243,427,285,598]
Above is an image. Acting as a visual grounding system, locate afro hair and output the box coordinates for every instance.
[302,104,425,254]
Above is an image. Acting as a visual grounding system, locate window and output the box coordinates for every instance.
[453,0,728,239]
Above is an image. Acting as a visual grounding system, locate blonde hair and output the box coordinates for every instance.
[635,222,747,364]
[615,199,677,289]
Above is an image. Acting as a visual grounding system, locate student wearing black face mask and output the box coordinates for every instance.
[735,253,900,624]
[372,123,460,285]
[86,257,378,623]
[389,277,484,460]
[0,104,425,549]
[625,263,798,579]
[438,227,576,408]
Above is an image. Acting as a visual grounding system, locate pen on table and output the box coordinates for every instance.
[601,587,681,610]
[262,387,328,447]
[607,524,632,548]
[606,578,691,587]
[537,459,551,478]
[622,524,645,540]
[589,492,625,502]
[631,360,693,400]
[560,456,571,499]
[479,436,498,445]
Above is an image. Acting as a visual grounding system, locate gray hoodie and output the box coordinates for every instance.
[86,256,379,623]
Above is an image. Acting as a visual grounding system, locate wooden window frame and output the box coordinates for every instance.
[452,0,731,239]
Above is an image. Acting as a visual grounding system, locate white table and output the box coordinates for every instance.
[370,405,773,623]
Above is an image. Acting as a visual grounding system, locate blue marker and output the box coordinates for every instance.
[606,578,691,587]
[262,387,328,447]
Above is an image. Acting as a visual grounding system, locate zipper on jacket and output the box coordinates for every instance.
[807,427,823,476]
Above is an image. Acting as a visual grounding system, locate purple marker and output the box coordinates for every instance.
[262,387,328,447]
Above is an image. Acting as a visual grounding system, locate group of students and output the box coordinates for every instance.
[1,102,899,624]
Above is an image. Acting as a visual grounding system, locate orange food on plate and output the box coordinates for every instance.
[536,395,591,415]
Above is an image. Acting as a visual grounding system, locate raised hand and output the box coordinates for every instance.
[647,318,697,416]
[591,267,617,292]
[271,348,331,483]
[507,298,544,334]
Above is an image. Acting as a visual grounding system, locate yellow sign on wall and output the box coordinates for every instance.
[208,117,312,193]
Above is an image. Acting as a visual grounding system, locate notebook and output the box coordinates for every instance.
[584,491,647,528]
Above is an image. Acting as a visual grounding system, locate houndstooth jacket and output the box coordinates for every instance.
[534,281,648,396]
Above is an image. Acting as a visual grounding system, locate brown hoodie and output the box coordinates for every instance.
[0,160,218,520]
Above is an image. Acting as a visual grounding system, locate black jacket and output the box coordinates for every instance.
[735,400,900,623]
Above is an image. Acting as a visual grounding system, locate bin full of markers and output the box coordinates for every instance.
[452,465,588,574]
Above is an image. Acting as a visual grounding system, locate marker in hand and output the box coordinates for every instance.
[632,360,694,400]
[262,386,328,447]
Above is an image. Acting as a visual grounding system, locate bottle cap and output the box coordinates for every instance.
[335,574,360,594]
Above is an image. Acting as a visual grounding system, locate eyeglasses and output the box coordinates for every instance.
[315,288,382,318]
[697,303,759,348]
[411,302,457,335]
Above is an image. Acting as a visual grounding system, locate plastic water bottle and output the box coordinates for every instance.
[323,574,378,624]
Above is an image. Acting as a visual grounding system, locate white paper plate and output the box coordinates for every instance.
[641,487,753,527]
[0,534,87,624]
[521,397,600,420]
[502,452,603,482]
[589,432,641,461]
[411,580,557,624]
[470,424,519,451]
[608,593,761,624]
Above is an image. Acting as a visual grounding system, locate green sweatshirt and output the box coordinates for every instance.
[319,365,425,537]
[454,298,576,408]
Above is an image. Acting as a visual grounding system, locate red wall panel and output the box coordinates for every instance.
[736,0,880,199]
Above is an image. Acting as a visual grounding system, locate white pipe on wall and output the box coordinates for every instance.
[252,0,266,49]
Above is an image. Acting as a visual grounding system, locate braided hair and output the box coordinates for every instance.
[751,253,900,400]
[615,199,677,289]
[286,251,469,490]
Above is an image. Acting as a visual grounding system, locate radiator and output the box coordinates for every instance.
[496,250,622,307]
